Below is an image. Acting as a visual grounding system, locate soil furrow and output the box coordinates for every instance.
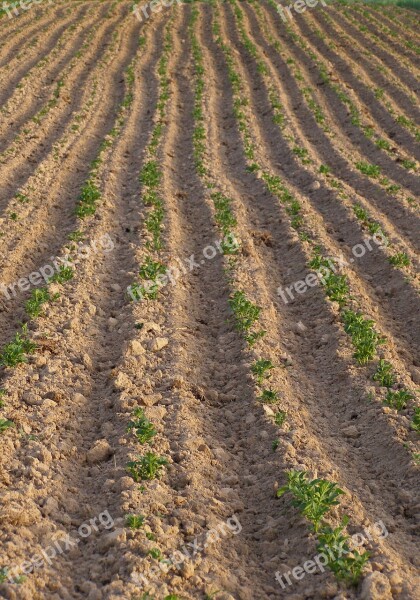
[344,4,420,63]
[293,14,420,177]
[0,3,109,149]
[330,5,420,91]
[312,8,420,125]
[0,12,141,344]
[235,2,420,361]
[0,4,87,87]
[0,12,165,599]
[247,1,420,243]
[0,8,131,215]
[201,3,419,593]
[0,1,65,66]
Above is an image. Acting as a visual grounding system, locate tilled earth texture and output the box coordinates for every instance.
[0,1,419,599]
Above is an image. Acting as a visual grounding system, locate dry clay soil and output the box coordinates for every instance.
[0,1,419,600]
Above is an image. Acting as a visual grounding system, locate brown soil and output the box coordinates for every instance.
[0,2,418,600]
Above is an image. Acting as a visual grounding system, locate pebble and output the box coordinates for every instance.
[23,392,44,406]
[141,393,161,407]
[342,425,360,439]
[129,340,145,356]
[293,321,307,335]
[360,572,392,600]
[149,337,169,352]
[86,440,113,465]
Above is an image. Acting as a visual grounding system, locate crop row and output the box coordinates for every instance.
[0,22,144,429]
[247,0,418,282]
[187,0,373,586]
[233,0,418,457]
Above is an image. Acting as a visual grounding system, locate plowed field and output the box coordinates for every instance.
[0,1,419,599]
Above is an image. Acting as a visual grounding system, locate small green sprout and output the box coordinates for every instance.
[49,265,74,284]
[125,514,145,529]
[259,389,279,404]
[274,410,287,427]
[251,359,274,384]
[127,408,157,444]
[126,452,168,481]
[0,326,36,367]
[0,419,14,434]
[384,389,413,411]
[388,252,410,267]
[373,360,395,388]
[277,470,344,532]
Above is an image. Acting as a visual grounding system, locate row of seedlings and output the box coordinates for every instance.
[243,0,418,283]
[124,19,178,597]
[0,30,146,439]
[229,0,419,459]
[191,3,371,587]
[307,7,420,144]
[264,0,418,211]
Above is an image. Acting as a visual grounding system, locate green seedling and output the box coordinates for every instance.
[49,265,74,284]
[145,532,156,541]
[25,288,59,318]
[228,291,261,332]
[411,407,420,433]
[76,180,101,218]
[212,192,237,235]
[148,548,162,560]
[272,439,280,451]
[384,389,413,411]
[274,410,287,427]
[127,408,157,444]
[319,164,331,175]
[0,326,36,367]
[277,470,344,532]
[316,518,370,584]
[15,192,30,203]
[125,514,145,529]
[0,419,14,434]
[375,138,391,151]
[134,257,167,300]
[373,360,395,388]
[342,310,385,365]
[355,161,381,178]
[322,271,349,306]
[68,231,84,242]
[353,203,369,222]
[389,252,410,267]
[259,389,279,404]
[9,212,18,221]
[140,160,162,188]
[293,145,310,163]
[251,359,274,384]
[401,159,416,171]
[126,452,168,481]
